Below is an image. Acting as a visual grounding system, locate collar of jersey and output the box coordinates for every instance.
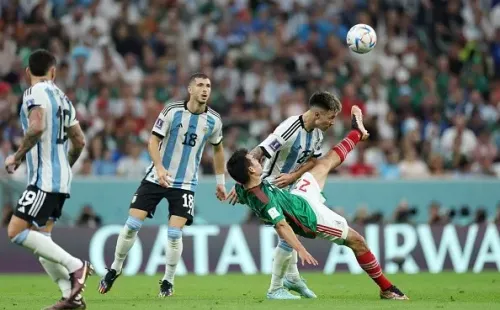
[299,115,313,133]
[184,100,208,114]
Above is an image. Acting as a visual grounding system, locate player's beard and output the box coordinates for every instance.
[197,95,208,105]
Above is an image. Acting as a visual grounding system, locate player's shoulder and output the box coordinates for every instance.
[275,115,302,139]
[207,107,222,123]
[23,81,49,99]
[160,100,185,117]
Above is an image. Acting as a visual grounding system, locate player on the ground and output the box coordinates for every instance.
[226,91,340,299]
[226,106,409,300]
[98,73,227,297]
[4,49,92,310]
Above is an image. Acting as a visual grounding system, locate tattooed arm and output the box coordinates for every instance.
[66,123,86,167]
[13,107,45,163]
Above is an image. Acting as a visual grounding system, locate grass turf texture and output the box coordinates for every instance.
[0,272,499,310]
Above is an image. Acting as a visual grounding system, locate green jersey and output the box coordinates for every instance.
[235,181,318,238]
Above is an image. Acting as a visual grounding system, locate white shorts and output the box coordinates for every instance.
[290,172,349,244]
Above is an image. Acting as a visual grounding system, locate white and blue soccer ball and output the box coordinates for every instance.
[346,24,377,54]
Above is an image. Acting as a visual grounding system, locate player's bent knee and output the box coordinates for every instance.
[9,228,29,245]
[168,215,188,228]
[345,228,369,254]
[129,208,148,221]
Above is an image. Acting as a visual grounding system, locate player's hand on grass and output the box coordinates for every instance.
[227,186,239,205]
[4,154,20,174]
[273,173,296,188]
[156,166,172,188]
[298,249,318,266]
[216,184,227,201]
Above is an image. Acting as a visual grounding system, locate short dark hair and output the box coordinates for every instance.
[308,91,342,113]
[28,49,56,77]
[227,148,251,185]
[188,73,210,84]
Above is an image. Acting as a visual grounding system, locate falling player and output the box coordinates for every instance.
[98,73,227,297]
[226,106,409,300]
[4,49,92,309]
[227,91,340,299]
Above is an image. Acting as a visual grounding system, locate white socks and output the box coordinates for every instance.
[162,227,183,284]
[286,250,301,282]
[39,257,72,298]
[11,229,82,273]
[269,241,293,291]
[38,232,71,299]
[111,216,143,272]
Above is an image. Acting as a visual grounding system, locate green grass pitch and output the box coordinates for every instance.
[1,272,499,310]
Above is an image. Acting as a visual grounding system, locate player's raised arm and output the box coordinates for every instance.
[274,219,318,266]
[5,94,47,173]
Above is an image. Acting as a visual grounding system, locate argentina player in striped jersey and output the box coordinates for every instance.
[227,91,342,300]
[4,49,92,310]
[99,73,227,297]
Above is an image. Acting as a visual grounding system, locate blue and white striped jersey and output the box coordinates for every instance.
[20,81,78,194]
[259,115,323,183]
[144,100,223,191]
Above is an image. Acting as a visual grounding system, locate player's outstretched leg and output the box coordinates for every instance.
[283,247,317,298]
[344,228,409,300]
[8,216,93,301]
[308,105,369,190]
[266,240,300,300]
[99,210,145,294]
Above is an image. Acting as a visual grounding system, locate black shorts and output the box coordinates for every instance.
[14,185,69,228]
[130,181,195,226]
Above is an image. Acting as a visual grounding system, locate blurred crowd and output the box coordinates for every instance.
[1,0,500,181]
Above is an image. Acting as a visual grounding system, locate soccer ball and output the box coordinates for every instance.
[346,24,377,54]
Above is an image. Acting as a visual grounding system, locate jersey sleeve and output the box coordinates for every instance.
[24,86,49,111]
[67,101,79,127]
[259,117,300,158]
[261,203,285,226]
[209,119,223,145]
[151,107,172,139]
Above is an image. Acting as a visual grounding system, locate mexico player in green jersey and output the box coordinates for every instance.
[226,106,409,301]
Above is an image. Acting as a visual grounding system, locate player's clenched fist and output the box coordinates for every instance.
[298,249,318,266]
[156,166,172,188]
[4,154,20,174]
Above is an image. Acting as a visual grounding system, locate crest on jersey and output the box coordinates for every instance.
[269,139,282,152]
[155,118,164,129]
